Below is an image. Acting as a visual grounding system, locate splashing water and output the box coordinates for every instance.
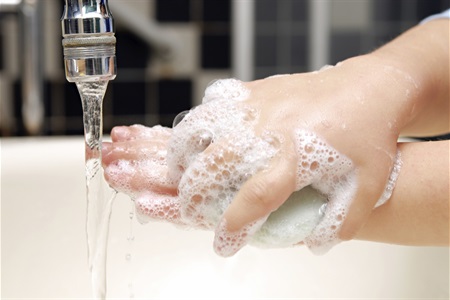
[77,80,117,300]
[126,200,136,299]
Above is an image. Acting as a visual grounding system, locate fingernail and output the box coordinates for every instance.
[213,219,243,257]
[111,126,129,141]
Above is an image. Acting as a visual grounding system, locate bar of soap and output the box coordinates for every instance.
[250,186,327,248]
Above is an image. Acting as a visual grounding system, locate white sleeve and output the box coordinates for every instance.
[420,9,450,24]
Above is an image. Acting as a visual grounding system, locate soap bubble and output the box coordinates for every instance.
[172,110,190,128]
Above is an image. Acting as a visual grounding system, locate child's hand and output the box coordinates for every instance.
[103,55,405,256]
[102,18,449,256]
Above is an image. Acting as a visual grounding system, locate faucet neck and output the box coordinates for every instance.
[62,0,114,36]
[61,0,117,82]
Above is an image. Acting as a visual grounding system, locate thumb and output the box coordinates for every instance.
[213,151,298,257]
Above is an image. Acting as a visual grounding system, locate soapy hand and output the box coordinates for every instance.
[103,19,449,256]
[174,57,406,255]
[103,55,405,256]
[216,57,407,254]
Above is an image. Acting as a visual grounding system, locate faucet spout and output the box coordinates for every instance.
[61,0,117,82]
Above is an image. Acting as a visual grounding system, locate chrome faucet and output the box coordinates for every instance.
[61,0,117,82]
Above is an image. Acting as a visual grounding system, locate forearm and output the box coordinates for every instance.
[355,140,449,245]
[370,19,449,137]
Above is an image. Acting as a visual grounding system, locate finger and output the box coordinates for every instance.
[111,125,171,142]
[104,159,175,195]
[213,150,297,257]
[102,139,169,166]
[102,139,176,195]
[110,126,131,142]
[134,192,185,226]
[176,139,240,230]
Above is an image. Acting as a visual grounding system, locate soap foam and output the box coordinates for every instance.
[173,115,279,230]
[214,218,268,257]
[291,129,357,253]
[165,79,351,255]
[107,78,402,256]
[202,78,250,104]
[134,192,183,226]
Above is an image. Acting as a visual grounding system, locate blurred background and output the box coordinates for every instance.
[0,0,448,137]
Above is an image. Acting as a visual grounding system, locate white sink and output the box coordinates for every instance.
[1,137,449,299]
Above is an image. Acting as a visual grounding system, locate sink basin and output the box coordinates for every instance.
[1,137,448,298]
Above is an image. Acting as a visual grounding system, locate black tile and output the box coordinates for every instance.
[417,0,448,20]
[13,80,22,120]
[107,115,146,128]
[255,68,277,80]
[65,127,84,135]
[256,0,278,22]
[255,35,277,67]
[40,81,51,136]
[13,80,25,136]
[330,32,363,65]
[157,79,192,127]
[64,81,83,117]
[292,0,308,21]
[201,33,231,69]
[202,0,230,22]
[111,81,146,115]
[156,0,191,22]
[43,80,52,118]
[373,0,402,21]
[0,34,3,71]
[115,30,151,69]
[290,34,307,67]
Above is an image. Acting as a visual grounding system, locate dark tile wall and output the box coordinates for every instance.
[0,0,232,135]
[0,0,448,136]
[0,33,3,71]
[254,0,448,77]
[254,0,309,78]
[156,0,191,22]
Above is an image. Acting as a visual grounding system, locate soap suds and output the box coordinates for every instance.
[106,78,402,257]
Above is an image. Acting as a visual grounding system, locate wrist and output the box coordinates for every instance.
[335,54,421,137]
[367,20,449,136]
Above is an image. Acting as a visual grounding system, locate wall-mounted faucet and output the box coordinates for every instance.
[61,0,117,83]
